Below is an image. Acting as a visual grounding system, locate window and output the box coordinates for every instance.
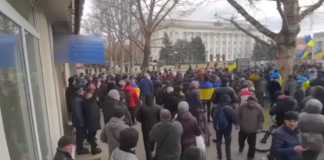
[0,12,37,160]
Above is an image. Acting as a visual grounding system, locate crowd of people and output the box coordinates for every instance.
[54,63,324,160]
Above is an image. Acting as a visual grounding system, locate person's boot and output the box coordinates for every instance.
[225,142,232,160]
[216,143,222,160]
[91,147,102,155]
[77,148,90,155]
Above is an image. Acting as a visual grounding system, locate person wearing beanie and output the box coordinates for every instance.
[163,86,181,118]
[136,96,161,160]
[271,111,305,160]
[150,109,183,160]
[111,128,139,160]
[181,146,206,160]
[299,99,324,160]
[177,101,201,153]
[101,107,129,158]
[102,89,132,125]
[53,136,75,160]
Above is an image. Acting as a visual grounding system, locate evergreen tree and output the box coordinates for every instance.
[159,33,173,65]
[190,36,206,63]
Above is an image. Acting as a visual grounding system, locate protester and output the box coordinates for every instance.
[237,96,264,160]
[83,91,102,155]
[177,101,201,153]
[213,94,237,160]
[136,96,161,160]
[163,86,180,118]
[102,89,132,125]
[270,96,298,126]
[111,128,139,160]
[53,136,75,160]
[71,88,89,154]
[150,109,183,160]
[123,80,140,124]
[101,108,129,157]
[139,73,154,104]
[271,111,305,160]
[299,99,324,160]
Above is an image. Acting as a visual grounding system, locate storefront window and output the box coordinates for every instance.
[6,0,35,25]
[25,32,52,159]
[0,12,37,160]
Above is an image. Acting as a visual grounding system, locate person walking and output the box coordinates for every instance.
[237,96,264,160]
[83,91,102,155]
[136,96,161,160]
[111,128,139,160]
[71,88,89,154]
[150,109,183,160]
[177,101,202,153]
[213,94,237,160]
[139,73,154,105]
[181,146,206,160]
[102,89,132,125]
[123,80,140,124]
[101,108,129,158]
[163,86,180,118]
[271,111,306,160]
[53,136,75,160]
[299,99,324,160]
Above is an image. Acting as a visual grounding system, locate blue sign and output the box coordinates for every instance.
[0,34,17,68]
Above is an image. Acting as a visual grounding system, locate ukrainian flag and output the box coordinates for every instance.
[132,83,141,97]
[199,81,214,101]
[227,63,237,73]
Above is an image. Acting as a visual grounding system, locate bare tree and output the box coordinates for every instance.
[224,0,324,75]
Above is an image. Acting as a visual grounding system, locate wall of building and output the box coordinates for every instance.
[152,20,255,62]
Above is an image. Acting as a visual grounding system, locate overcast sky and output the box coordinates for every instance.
[83,0,324,36]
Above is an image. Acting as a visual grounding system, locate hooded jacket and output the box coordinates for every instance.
[299,99,324,151]
[177,112,201,152]
[101,117,129,154]
[238,100,264,133]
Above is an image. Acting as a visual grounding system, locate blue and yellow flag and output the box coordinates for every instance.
[199,81,214,101]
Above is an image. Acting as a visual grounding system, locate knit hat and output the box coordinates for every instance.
[58,136,74,148]
[284,111,299,121]
[304,98,323,114]
[108,89,120,101]
[166,86,174,93]
[119,128,139,149]
[178,101,189,114]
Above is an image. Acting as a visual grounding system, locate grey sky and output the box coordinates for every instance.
[83,0,324,36]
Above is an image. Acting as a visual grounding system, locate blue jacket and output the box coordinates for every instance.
[271,126,302,160]
[139,78,154,97]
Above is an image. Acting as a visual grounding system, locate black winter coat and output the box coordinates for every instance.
[102,97,132,125]
[71,95,85,128]
[53,149,73,160]
[136,104,161,139]
[163,93,180,117]
[83,96,101,132]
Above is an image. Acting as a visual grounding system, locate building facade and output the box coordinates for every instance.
[0,0,83,159]
[151,19,256,62]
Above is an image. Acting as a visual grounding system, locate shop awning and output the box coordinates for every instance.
[54,35,105,64]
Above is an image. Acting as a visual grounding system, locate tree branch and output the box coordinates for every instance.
[276,0,288,32]
[152,0,178,31]
[299,0,324,21]
[136,0,147,27]
[226,0,278,40]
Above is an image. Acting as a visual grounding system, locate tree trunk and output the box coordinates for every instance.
[142,33,152,71]
[277,45,296,87]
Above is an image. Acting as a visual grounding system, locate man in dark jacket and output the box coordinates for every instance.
[136,96,161,160]
[71,88,89,154]
[83,91,102,155]
[270,96,298,126]
[150,109,183,160]
[177,101,201,153]
[212,86,239,109]
[237,97,264,160]
[102,89,132,125]
[271,111,306,160]
[53,136,75,160]
[213,94,237,160]
[163,86,180,118]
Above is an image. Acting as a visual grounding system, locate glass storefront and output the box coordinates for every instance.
[0,12,37,160]
[0,5,52,159]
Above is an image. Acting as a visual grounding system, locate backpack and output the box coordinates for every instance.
[213,106,230,130]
